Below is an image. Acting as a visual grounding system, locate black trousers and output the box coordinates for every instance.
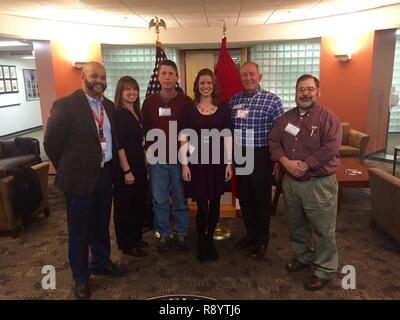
[113,176,147,251]
[236,146,273,246]
[65,164,113,283]
[196,197,221,238]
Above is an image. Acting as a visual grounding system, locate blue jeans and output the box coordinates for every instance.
[148,163,189,239]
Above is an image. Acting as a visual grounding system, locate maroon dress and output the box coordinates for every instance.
[184,103,232,202]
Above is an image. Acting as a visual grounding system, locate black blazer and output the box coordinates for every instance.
[44,89,118,195]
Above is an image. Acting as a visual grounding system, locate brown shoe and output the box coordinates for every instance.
[304,275,330,291]
[285,259,311,272]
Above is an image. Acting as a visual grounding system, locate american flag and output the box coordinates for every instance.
[145,40,182,97]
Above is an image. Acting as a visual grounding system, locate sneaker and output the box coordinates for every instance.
[157,237,170,253]
[176,234,189,251]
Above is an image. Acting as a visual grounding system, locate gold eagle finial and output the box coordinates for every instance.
[148,16,167,40]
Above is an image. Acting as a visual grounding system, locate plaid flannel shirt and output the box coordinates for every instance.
[229,86,284,147]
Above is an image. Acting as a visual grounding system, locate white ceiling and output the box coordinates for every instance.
[0,0,399,29]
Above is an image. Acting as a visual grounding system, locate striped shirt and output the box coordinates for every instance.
[229,86,284,147]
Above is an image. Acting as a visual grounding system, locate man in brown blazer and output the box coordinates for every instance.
[44,62,124,300]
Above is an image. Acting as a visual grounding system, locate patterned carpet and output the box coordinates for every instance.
[0,159,399,300]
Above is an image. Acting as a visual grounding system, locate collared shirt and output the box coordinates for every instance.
[85,94,112,163]
[229,85,284,147]
[268,105,342,180]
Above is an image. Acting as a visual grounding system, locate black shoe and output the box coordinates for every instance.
[207,238,218,261]
[123,247,146,257]
[176,234,189,251]
[74,281,91,300]
[196,240,208,263]
[235,237,255,249]
[250,244,266,260]
[136,240,149,248]
[92,263,126,276]
[157,237,170,253]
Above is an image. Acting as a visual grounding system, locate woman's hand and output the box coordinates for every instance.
[182,165,191,182]
[124,172,135,185]
[225,164,233,182]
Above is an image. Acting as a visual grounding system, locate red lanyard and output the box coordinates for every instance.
[91,105,105,138]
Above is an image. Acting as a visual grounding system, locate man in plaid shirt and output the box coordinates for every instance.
[229,61,284,260]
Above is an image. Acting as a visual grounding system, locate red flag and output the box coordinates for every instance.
[215,37,243,104]
[215,37,243,198]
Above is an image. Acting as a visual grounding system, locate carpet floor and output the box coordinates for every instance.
[0,160,399,300]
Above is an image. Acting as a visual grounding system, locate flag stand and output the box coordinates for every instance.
[213,20,238,241]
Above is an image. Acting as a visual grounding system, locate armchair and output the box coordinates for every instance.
[340,122,370,158]
[0,137,47,236]
[368,167,400,243]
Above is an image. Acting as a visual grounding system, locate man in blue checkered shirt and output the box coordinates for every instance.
[229,61,284,260]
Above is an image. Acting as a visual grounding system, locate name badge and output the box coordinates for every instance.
[99,137,107,151]
[159,107,171,117]
[284,123,300,136]
[232,104,243,110]
[236,109,250,119]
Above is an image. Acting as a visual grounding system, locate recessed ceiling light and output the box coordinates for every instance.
[0,40,30,47]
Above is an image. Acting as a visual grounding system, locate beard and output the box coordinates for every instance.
[297,97,314,109]
[84,79,107,94]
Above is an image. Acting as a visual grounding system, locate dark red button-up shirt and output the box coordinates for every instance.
[268,105,342,180]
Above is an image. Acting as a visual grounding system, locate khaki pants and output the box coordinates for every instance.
[282,174,339,280]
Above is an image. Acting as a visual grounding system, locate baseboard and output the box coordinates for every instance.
[0,126,43,139]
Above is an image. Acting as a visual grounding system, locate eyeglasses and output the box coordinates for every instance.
[296,87,317,94]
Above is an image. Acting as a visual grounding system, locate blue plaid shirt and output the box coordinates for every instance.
[229,86,284,147]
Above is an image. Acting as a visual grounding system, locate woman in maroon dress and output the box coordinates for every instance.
[113,76,148,257]
[180,68,233,263]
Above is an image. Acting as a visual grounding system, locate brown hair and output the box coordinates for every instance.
[193,68,220,106]
[296,74,320,89]
[114,76,142,122]
[158,59,179,77]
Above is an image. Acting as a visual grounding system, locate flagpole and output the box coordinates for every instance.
[214,20,233,241]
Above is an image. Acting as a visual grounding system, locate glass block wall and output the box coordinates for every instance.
[389,35,400,133]
[249,39,320,111]
[101,45,179,104]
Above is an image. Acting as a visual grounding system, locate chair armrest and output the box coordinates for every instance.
[14,137,41,157]
[0,140,24,157]
[348,129,370,157]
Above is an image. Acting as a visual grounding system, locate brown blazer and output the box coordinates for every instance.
[44,89,118,195]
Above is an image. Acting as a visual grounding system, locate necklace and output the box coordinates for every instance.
[197,103,217,115]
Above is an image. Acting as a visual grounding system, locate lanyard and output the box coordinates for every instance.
[91,105,105,139]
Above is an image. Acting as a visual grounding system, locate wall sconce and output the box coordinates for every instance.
[73,61,88,69]
[334,53,352,63]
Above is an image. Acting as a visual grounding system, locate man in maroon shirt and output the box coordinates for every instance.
[268,74,342,291]
[142,60,192,253]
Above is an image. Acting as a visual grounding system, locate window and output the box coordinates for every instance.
[250,39,320,111]
[389,35,400,133]
[101,45,179,105]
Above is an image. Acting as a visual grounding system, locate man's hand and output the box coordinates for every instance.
[280,157,307,178]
